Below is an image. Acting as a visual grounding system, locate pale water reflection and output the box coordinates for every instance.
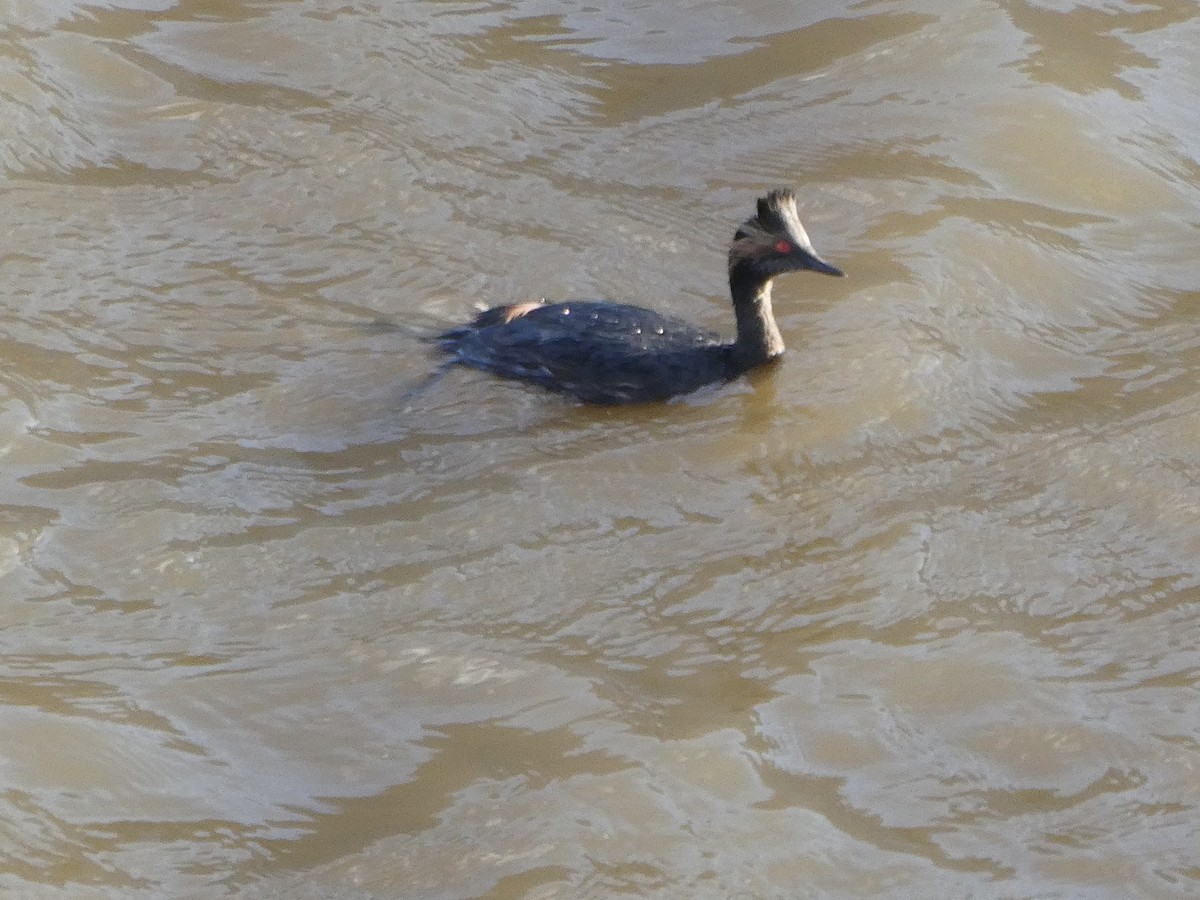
[0,0,1198,897]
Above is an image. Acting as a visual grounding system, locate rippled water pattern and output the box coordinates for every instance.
[1,0,1198,897]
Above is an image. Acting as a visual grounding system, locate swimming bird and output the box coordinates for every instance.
[434,189,844,404]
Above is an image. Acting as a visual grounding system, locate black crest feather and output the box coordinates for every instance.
[756,189,798,232]
[730,188,813,262]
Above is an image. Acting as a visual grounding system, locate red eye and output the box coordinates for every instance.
[774,239,792,254]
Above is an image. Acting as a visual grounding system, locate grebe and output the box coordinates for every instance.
[435,189,844,404]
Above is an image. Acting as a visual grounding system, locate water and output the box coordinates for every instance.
[1,1,1198,897]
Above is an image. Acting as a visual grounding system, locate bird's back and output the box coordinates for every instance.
[438,301,733,404]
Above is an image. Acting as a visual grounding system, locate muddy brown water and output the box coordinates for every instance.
[1,1,1198,897]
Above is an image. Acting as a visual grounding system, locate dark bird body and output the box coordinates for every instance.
[435,190,844,404]
[438,301,729,404]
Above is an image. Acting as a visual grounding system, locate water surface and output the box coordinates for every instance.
[1,0,1198,897]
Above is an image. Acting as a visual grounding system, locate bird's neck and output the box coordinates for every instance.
[728,266,784,373]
